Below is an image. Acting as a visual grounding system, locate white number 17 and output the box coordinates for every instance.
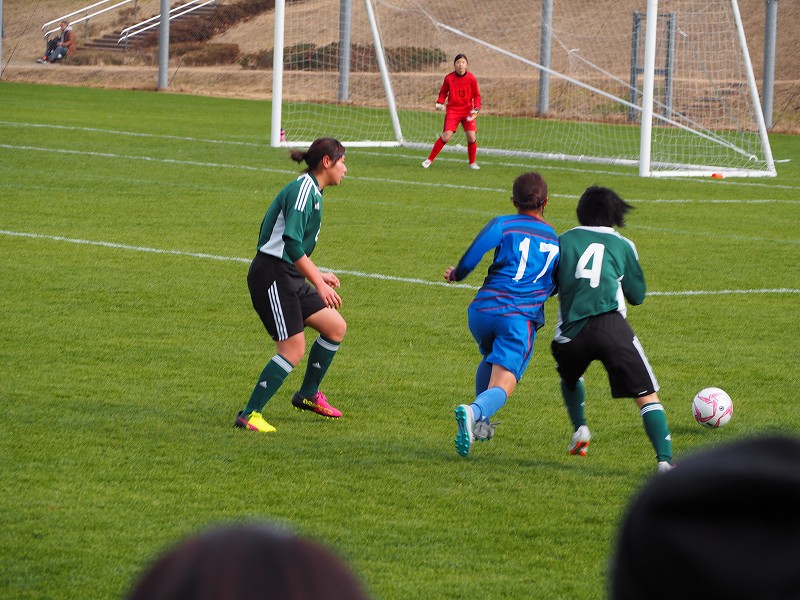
[514,238,559,282]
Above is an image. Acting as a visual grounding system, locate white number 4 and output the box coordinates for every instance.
[575,243,605,288]
[514,238,559,282]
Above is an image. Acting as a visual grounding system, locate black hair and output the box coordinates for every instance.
[290,138,345,173]
[127,523,371,600]
[454,53,468,64]
[512,172,548,211]
[611,435,800,600]
[576,185,634,227]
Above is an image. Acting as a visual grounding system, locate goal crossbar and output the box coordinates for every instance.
[271,0,776,178]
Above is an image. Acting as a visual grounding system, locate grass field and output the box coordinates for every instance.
[1,81,799,599]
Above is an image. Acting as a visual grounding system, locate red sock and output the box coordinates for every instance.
[468,141,477,164]
[428,137,446,161]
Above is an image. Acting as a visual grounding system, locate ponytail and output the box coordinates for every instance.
[290,138,346,173]
[511,172,548,211]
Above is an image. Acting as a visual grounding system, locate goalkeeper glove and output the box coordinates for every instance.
[466,108,479,122]
[435,102,445,111]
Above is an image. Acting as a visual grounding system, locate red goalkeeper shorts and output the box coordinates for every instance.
[444,112,477,133]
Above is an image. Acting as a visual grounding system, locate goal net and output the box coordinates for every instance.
[272,0,776,177]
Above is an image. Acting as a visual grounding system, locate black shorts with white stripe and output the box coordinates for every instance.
[551,311,659,399]
[247,252,326,341]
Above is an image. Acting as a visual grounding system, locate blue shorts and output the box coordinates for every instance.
[468,307,538,382]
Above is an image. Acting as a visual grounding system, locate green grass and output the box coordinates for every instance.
[1,81,799,599]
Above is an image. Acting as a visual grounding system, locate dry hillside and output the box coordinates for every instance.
[2,0,798,130]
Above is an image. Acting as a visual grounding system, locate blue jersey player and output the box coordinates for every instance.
[445,172,559,457]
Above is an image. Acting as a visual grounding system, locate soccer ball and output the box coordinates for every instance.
[692,387,733,427]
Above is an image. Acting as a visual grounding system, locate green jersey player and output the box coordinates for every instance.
[235,138,348,433]
[551,186,673,472]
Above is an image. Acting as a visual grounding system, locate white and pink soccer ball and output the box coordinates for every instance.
[692,387,733,428]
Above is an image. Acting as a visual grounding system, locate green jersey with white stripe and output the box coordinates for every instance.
[554,226,646,342]
[256,172,322,263]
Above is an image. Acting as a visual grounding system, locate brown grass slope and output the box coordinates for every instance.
[2,0,798,131]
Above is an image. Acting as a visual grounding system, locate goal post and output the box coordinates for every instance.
[271,0,776,178]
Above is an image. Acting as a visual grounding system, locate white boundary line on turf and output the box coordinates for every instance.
[2,142,798,204]
[0,143,297,175]
[3,230,798,296]
[2,119,799,195]
[0,120,265,147]
[3,119,797,193]
[360,149,800,192]
[0,141,525,195]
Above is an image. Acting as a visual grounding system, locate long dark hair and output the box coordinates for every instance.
[576,186,634,227]
[290,138,346,173]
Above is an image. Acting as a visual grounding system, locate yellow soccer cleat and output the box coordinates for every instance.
[234,411,276,433]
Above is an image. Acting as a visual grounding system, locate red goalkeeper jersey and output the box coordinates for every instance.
[437,71,481,116]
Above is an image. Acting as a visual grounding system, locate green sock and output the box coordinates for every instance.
[243,355,294,416]
[561,378,586,430]
[640,402,673,463]
[299,336,340,398]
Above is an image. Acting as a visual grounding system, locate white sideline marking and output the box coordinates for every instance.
[2,118,799,197]
[0,142,525,196]
[2,141,797,203]
[0,120,264,147]
[647,289,799,296]
[0,230,475,289]
[2,230,798,296]
[3,120,796,193]
[364,149,800,192]
[0,143,297,175]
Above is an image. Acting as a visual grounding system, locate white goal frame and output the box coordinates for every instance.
[270,0,776,178]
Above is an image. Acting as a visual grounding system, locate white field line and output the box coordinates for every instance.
[2,141,798,204]
[0,143,297,176]
[0,120,265,147]
[0,142,521,196]
[2,118,800,196]
[2,230,798,296]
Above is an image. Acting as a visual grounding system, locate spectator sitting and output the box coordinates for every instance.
[37,20,76,63]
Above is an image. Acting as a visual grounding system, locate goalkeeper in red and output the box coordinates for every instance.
[551,186,673,472]
[422,53,482,170]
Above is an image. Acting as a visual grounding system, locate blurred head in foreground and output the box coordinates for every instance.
[611,435,800,599]
[127,523,371,600]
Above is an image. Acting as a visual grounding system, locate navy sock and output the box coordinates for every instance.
[475,359,492,397]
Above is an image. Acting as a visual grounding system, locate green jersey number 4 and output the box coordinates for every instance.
[575,243,605,288]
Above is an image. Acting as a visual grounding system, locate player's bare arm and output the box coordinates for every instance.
[294,254,342,309]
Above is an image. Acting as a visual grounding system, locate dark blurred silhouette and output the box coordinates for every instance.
[127,523,371,600]
[611,435,800,599]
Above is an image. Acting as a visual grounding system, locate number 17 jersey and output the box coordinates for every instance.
[452,214,560,327]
